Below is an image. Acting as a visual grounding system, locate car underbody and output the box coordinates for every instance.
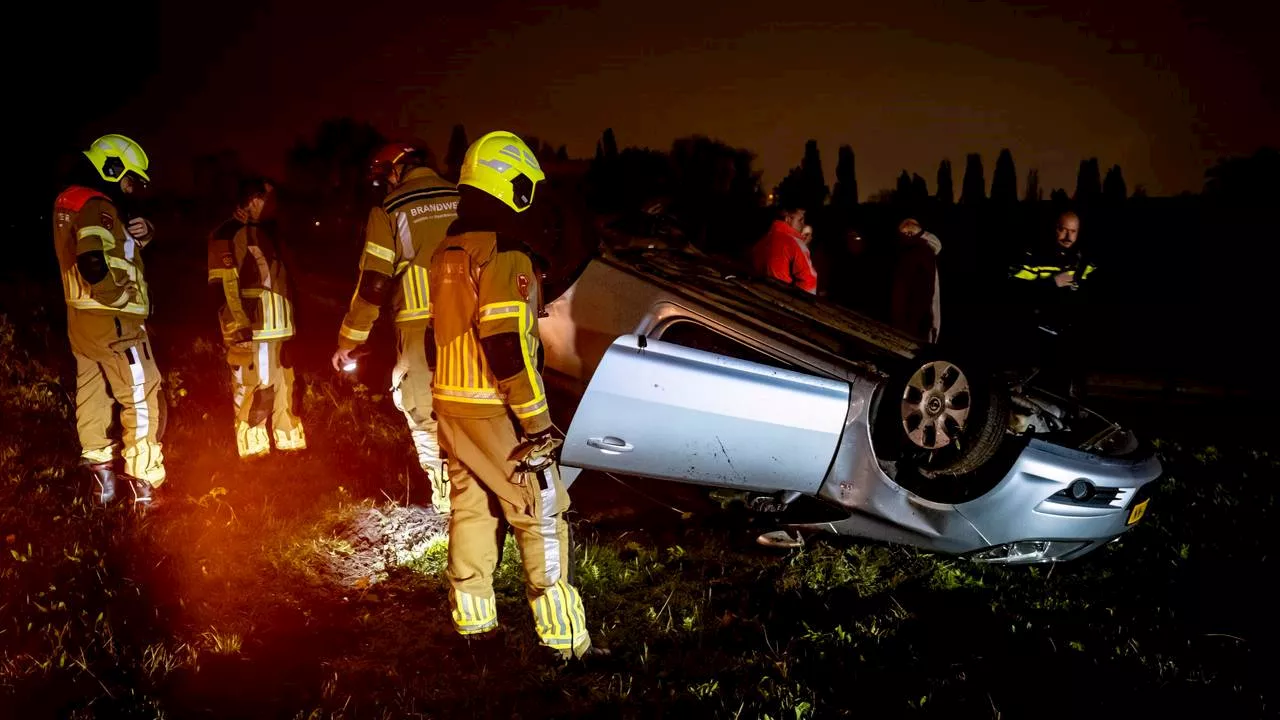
[539,246,1163,563]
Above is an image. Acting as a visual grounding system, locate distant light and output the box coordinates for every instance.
[314,220,321,227]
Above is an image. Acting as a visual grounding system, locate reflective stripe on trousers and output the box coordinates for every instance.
[72,330,166,485]
[439,414,593,657]
[392,324,441,471]
[451,588,498,634]
[229,340,306,457]
[529,580,590,651]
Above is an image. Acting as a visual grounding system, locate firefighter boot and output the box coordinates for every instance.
[573,645,615,667]
[236,421,271,459]
[541,643,615,671]
[127,476,156,511]
[86,462,118,506]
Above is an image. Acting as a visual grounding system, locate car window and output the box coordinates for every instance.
[657,320,800,373]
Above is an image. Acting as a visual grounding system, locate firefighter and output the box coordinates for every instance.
[330,143,458,514]
[208,177,306,458]
[430,131,600,662]
[890,218,943,344]
[53,134,165,507]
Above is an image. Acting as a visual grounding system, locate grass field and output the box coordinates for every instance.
[1,300,1275,719]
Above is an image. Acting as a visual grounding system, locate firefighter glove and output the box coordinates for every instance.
[510,428,564,471]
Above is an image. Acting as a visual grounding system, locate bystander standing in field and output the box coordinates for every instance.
[889,218,943,343]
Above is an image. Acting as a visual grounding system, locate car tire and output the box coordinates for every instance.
[875,351,1010,478]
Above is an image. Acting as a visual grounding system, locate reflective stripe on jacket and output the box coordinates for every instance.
[1011,243,1096,283]
[53,186,150,317]
[429,230,550,435]
[338,168,459,348]
[208,217,296,341]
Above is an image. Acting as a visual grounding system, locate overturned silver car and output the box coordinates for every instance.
[539,246,1162,564]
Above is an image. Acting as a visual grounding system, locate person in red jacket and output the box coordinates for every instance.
[750,204,817,294]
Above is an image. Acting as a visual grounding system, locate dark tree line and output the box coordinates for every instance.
[585,127,766,254]
[184,119,1240,253]
[936,159,954,206]
[157,118,1278,297]
[165,121,1277,274]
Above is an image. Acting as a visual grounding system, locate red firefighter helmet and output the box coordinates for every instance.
[369,142,429,188]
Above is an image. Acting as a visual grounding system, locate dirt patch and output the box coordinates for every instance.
[313,504,449,588]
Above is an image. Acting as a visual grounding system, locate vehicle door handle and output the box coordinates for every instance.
[587,436,634,453]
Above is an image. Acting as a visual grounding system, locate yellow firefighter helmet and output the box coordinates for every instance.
[457,131,545,213]
[84,134,151,184]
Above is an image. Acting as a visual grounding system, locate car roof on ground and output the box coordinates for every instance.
[600,247,922,372]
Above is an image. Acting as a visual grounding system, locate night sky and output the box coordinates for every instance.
[22,0,1279,197]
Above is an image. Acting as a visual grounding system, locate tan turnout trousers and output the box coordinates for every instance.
[392,322,446,509]
[71,313,166,485]
[439,413,591,658]
[229,340,305,457]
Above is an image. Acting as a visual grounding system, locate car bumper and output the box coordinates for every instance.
[954,439,1163,563]
[795,427,1162,563]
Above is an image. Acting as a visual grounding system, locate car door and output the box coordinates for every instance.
[561,333,851,495]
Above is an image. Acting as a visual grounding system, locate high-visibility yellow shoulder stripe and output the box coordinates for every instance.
[77,226,115,249]
[364,241,396,263]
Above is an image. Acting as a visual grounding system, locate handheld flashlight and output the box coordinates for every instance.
[340,347,369,374]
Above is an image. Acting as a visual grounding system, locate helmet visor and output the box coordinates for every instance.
[98,156,150,189]
[510,173,535,211]
[370,160,394,188]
